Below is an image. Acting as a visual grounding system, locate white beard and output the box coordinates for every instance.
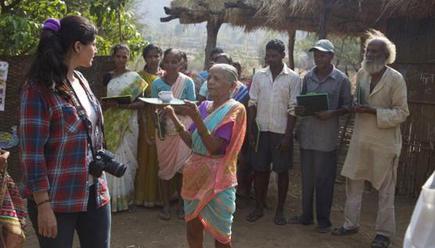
[362,59,386,74]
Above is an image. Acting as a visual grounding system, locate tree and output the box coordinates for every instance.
[0,0,66,56]
[0,0,146,59]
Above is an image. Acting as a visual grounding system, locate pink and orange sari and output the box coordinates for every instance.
[155,73,193,180]
[182,99,246,244]
[0,163,26,247]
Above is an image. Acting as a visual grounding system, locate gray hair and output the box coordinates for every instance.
[210,63,238,85]
[365,29,397,64]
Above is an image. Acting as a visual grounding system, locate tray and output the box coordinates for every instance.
[139,97,186,105]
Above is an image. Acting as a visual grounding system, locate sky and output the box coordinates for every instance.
[134,0,178,27]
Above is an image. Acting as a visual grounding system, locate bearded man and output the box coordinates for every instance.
[332,30,409,248]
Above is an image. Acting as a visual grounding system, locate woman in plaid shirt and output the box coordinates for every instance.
[19,16,110,248]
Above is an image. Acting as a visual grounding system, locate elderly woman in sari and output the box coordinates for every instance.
[162,63,247,247]
[0,150,26,248]
[103,44,148,212]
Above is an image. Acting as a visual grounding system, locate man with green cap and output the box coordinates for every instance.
[289,39,352,233]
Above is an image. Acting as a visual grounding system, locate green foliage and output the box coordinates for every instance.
[0,0,146,59]
[0,14,40,55]
[0,0,67,56]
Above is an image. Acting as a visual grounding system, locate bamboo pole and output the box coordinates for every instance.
[287,29,296,70]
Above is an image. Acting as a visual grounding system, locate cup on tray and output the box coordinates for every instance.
[158,91,173,103]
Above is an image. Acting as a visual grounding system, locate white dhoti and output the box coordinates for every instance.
[343,163,397,237]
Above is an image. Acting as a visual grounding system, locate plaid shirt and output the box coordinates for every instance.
[19,71,109,213]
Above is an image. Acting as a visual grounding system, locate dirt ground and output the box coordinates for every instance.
[23,167,415,248]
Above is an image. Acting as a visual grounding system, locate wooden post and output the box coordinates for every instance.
[360,35,367,61]
[287,29,296,70]
[318,0,334,39]
[204,18,223,69]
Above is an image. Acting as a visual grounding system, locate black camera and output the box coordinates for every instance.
[89,150,126,178]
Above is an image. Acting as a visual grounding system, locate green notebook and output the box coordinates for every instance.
[101,95,132,104]
[252,121,260,152]
[154,110,166,140]
[356,85,367,105]
[296,93,329,116]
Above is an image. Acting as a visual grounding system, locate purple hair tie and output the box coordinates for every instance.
[43,18,60,32]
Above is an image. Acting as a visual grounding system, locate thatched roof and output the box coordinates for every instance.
[161,0,435,34]
[382,0,435,18]
[162,0,239,23]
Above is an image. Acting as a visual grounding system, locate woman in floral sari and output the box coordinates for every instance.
[0,150,26,248]
[136,44,165,207]
[151,48,196,220]
[162,64,247,247]
[103,44,148,212]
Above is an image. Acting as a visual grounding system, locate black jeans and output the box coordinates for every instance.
[28,185,111,248]
[300,149,337,227]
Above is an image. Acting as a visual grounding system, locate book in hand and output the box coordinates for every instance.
[251,121,260,153]
[101,95,132,104]
[356,85,367,105]
[296,93,329,116]
[154,110,166,140]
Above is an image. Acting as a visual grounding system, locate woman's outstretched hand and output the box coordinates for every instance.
[161,105,177,120]
[180,100,200,120]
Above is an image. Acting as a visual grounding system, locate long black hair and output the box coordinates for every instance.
[27,16,97,88]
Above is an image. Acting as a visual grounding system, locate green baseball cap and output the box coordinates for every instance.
[309,39,335,53]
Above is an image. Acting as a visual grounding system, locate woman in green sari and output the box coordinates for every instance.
[135,44,165,207]
[103,44,148,212]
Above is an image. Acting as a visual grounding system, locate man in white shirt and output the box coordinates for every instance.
[246,39,301,225]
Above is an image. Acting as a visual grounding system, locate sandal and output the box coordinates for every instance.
[316,225,332,233]
[176,207,185,220]
[246,209,264,222]
[159,207,171,221]
[274,213,287,225]
[288,215,314,225]
[371,234,390,248]
[331,226,359,236]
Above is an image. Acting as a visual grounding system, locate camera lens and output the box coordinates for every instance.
[104,160,127,178]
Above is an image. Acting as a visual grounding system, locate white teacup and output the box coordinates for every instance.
[158,91,173,102]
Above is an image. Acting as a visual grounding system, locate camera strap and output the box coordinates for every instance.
[65,77,98,161]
